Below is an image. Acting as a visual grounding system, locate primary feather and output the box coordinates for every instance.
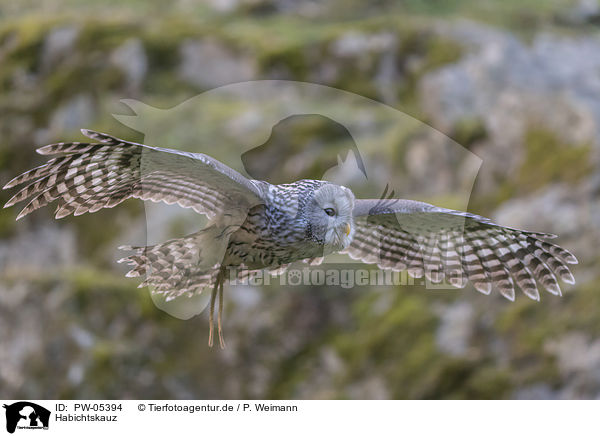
[345,198,577,301]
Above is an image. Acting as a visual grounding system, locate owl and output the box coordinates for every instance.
[3,130,578,348]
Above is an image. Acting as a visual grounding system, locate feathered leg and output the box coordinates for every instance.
[218,274,226,349]
[208,266,227,349]
[208,279,218,348]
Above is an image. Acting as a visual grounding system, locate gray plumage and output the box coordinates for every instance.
[3,130,578,347]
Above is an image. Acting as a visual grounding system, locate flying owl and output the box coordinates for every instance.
[3,130,578,348]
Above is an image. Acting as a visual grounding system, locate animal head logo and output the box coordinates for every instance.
[3,402,50,434]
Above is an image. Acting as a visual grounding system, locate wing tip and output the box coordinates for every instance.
[54,210,70,219]
[546,284,562,297]
[15,209,28,221]
[499,288,516,302]
[36,145,53,155]
[474,282,492,295]
[4,192,23,208]
[80,129,120,144]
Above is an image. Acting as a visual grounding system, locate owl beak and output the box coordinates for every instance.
[344,223,351,236]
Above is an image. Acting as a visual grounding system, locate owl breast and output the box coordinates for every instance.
[224,202,324,270]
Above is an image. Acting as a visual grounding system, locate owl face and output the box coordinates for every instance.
[306,183,355,252]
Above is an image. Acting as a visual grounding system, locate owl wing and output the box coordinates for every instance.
[3,129,265,220]
[345,198,578,301]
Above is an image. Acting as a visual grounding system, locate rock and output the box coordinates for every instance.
[513,383,558,400]
[41,26,79,70]
[435,300,474,357]
[331,31,396,58]
[110,38,148,91]
[205,0,241,13]
[178,39,257,89]
[493,181,600,267]
[47,94,95,133]
[545,333,600,398]
[374,46,400,105]
[0,224,76,273]
[556,0,600,25]
[420,23,600,150]
[493,184,583,236]
[418,20,600,243]
[546,333,600,376]
[347,376,390,400]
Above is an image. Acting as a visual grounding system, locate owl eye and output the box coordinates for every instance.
[324,207,336,217]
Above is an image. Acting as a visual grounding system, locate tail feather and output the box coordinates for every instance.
[118,225,232,300]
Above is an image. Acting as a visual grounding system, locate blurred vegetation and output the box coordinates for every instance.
[472,127,593,215]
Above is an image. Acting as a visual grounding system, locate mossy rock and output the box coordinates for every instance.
[472,126,592,213]
[519,127,592,191]
[451,117,487,149]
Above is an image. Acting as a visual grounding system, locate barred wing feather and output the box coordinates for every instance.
[346,199,577,301]
[3,129,264,220]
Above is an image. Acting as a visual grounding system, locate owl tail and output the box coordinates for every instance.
[117,224,231,301]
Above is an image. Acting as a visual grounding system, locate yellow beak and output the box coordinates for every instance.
[344,223,351,236]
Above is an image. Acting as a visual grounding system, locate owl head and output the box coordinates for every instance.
[305,183,355,252]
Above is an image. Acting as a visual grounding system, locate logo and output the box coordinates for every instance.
[3,402,50,434]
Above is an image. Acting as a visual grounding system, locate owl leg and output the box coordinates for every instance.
[208,279,218,348]
[208,266,227,349]
[217,277,226,349]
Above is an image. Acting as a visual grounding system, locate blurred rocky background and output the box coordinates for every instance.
[1,0,600,399]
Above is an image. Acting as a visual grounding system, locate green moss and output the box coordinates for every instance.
[0,211,16,238]
[0,147,23,238]
[397,33,463,118]
[0,16,63,77]
[333,290,441,397]
[69,267,133,293]
[473,127,592,214]
[248,18,343,82]
[519,128,592,191]
[0,207,17,238]
[42,65,123,119]
[491,274,600,390]
[418,34,463,72]
[258,44,310,79]
[71,203,141,267]
[462,366,512,399]
[451,117,487,149]
[265,342,322,399]
[319,288,517,398]
[75,19,139,53]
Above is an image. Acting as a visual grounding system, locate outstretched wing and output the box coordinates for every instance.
[346,198,578,301]
[3,129,265,220]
